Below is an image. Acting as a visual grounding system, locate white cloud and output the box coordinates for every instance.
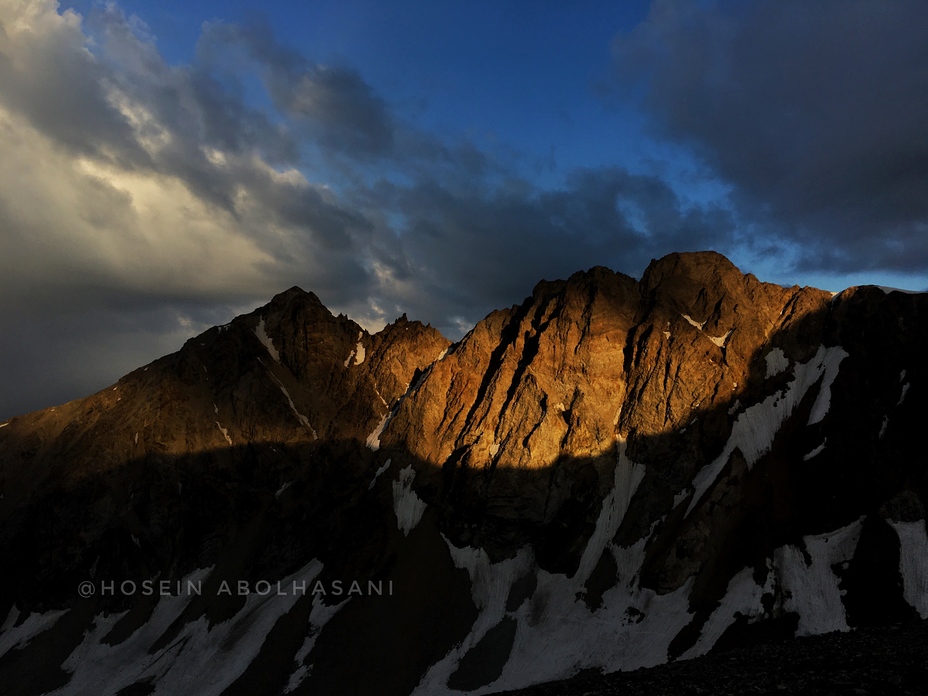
[0,1,376,308]
[0,100,278,299]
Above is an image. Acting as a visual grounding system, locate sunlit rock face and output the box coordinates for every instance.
[1,251,926,696]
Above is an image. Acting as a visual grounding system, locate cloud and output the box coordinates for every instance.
[612,0,928,275]
[197,18,395,158]
[354,167,736,335]
[0,1,374,305]
[0,298,249,420]
[0,1,737,418]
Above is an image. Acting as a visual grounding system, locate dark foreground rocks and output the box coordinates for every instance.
[493,620,928,696]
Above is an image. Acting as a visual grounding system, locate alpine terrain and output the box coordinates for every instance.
[0,251,926,695]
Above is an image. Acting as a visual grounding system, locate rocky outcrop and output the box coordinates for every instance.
[0,251,926,696]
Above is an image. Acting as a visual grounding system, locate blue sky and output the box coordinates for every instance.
[59,0,712,203]
[1,0,927,418]
[67,1,650,168]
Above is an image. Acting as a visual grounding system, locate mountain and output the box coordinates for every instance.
[0,251,926,696]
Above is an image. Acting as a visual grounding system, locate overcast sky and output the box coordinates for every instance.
[2,0,927,420]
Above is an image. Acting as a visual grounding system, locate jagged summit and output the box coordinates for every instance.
[1,251,927,696]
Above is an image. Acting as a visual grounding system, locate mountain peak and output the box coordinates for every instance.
[276,285,310,298]
[641,250,743,291]
[266,285,326,314]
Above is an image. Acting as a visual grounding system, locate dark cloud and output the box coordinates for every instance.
[613,0,928,274]
[358,167,736,337]
[0,301,245,420]
[198,19,395,158]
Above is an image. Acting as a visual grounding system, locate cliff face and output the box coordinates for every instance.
[0,251,926,696]
[381,253,837,557]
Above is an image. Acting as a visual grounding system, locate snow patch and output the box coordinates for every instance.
[681,314,705,330]
[0,423,9,429]
[369,458,392,490]
[365,376,435,452]
[366,413,390,451]
[764,348,789,378]
[275,481,293,498]
[803,440,827,461]
[344,332,366,367]
[261,362,317,438]
[775,519,862,636]
[807,346,849,424]
[681,564,773,659]
[684,522,865,656]
[365,373,429,451]
[276,385,317,437]
[215,422,232,446]
[414,544,534,694]
[686,345,848,517]
[575,439,646,582]
[681,314,730,347]
[254,317,280,362]
[898,383,910,406]
[708,329,733,347]
[417,546,693,694]
[0,606,17,632]
[392,466,427,535]
[0,607,69,659]
[284,593,348,693]
[879,416,889,439]
[413,445,677,695]
[890,520,928,619]
[41,564,319,696]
